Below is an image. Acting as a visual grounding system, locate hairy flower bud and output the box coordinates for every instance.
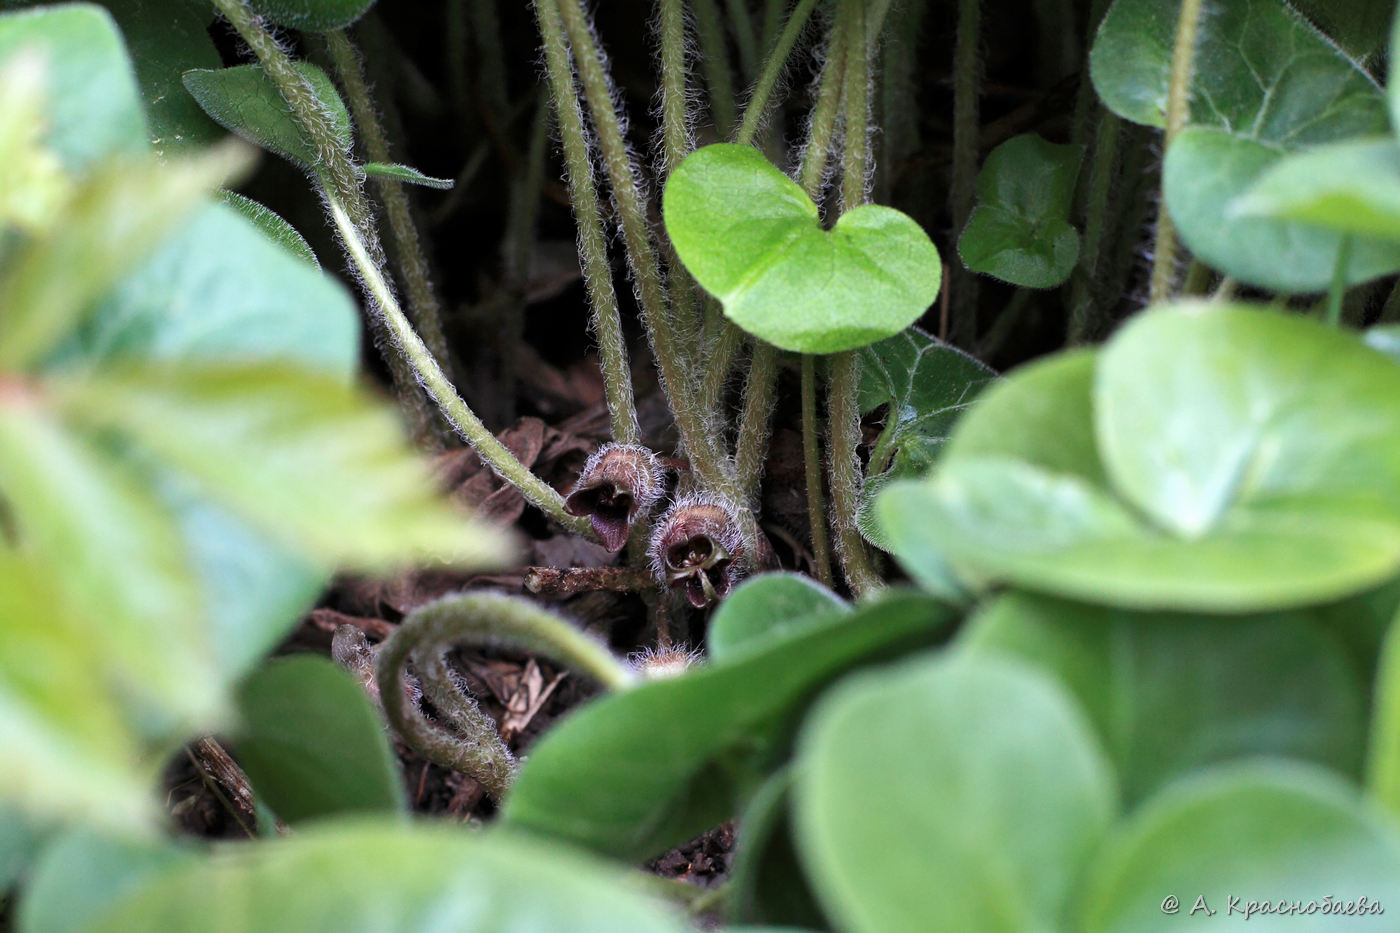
[629,644,704,679]
[648,495,748,609]
[565,444,664,552]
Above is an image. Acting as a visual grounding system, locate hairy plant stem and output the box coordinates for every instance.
[949,0,981,346]
[210,0,439,447]
[534,0,640,444]
[828,0,881,596]
[1148,0,1203,304]
[734,0,820,147]
[1326,236,1353,328]
[1068,110,1121,343]
[801,355,833,586]
[725,0,759,79]
[324,30,453,381]
[692,0,739,134]
[548,0,735,498]
[329,196,592,536]
[735,343,779,505]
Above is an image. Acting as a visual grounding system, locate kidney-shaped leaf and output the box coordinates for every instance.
[664,144,942,353]
[958,133,1083,289]
[1080,763,1400,932]
[81,821,685,933]
[964,592,1366,805]
[234,655,404,824]
[183,63,351,173]
[1093,0,1400,290]
[793,652,1116,933]
[503,593,952,862]
[1231,138,1400,242]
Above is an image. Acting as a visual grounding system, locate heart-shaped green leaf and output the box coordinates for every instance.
[234,655,404,824]
[793,652,1116,933]
[856,327,996,551]
[247,0,378,32]
[965,592,1366,805]
[1080,763,1400,933]
[880,303,1400,612]
[503,592,952,861]
[1231,138,1400,242]
[663,143,942,353]
[182,63,351,173]
[1093,0,1400,290]
[1292,0,1394,60]
[957,133,1083,289]
[76,821,686,933]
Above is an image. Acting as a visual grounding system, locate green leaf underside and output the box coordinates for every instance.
[664,143,941,353]
[1093,0,1398,290]
[856,327,997,551]
[247,0,379,32]
[0,4,147,171]
[1080,764,1400,932]
[81,822,686,933]
[794,653,1115,933]
[182,63,351,171]
[363,161,454,189]
[235,656,404,823]
[958,133,1083,288]
[503,593,952,862]
[965,591,1366,805]
[1233,137,1400,241]
[880,304,1400,612]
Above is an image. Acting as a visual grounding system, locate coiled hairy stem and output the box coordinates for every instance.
[376,593,636,798]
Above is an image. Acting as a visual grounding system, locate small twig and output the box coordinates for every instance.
[186,738,259,838]
[524,565,654,598]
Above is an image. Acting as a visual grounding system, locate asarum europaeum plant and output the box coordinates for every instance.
[9,0,1400,930]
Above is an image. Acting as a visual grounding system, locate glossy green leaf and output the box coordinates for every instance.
[793,652,1116,933]
[247,0,378,31]
[219,191,319,267]
[1232,138,1400,242]
[17,830,191,933]
[0,4,146,171]
[51,363,507,574]
[727,767,828,930]
[1093,0,1398,290]
[663,144,942,353]
[1164,128,1400,290]
[708,573,849,664]
[964,592,1366,804]
[234,655,403,824]
[83,821,686,933]
[887,304,1400,612]
[856,327,996,550]
[182,63,351,172]
[363,161,453,190]
[98,0,222,154]
[1080,763,1400,932]
[1368,611,1400,820]
[958,133,1082,288]
[1096,304,1400,536]
[504,593,952,862]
